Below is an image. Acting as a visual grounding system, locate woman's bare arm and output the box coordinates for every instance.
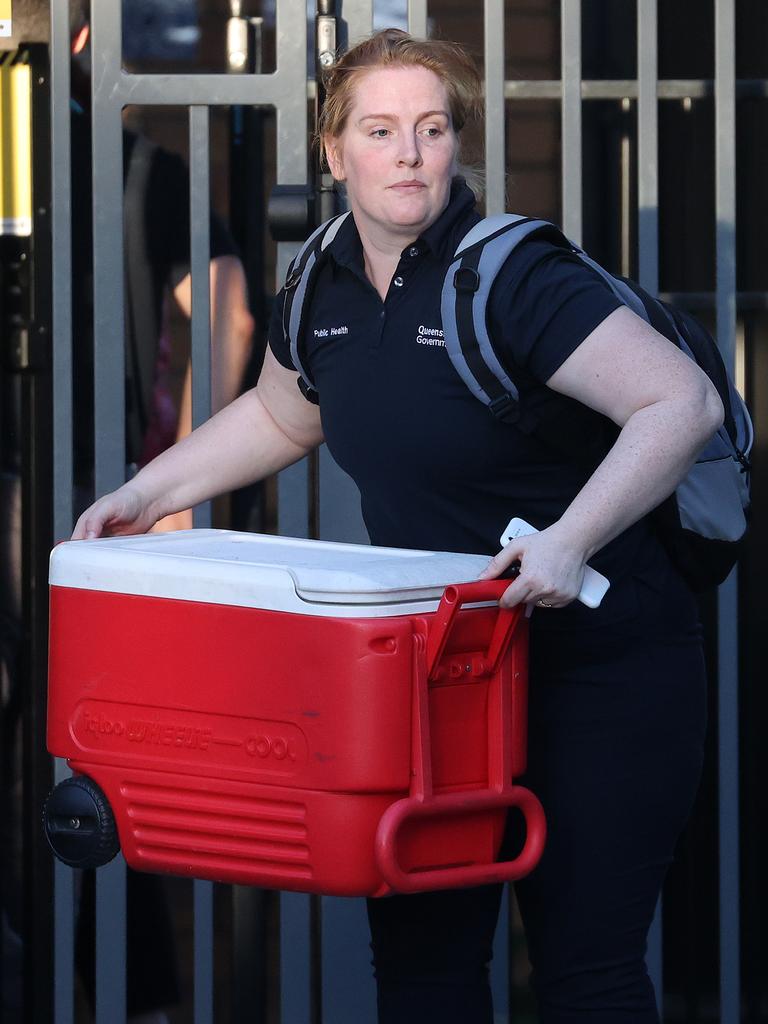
[73,350,323,539]
[481,305,725,607]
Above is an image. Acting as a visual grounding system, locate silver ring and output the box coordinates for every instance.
[537,599,553,608]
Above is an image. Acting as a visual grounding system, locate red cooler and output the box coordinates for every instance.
[45,530,545,896]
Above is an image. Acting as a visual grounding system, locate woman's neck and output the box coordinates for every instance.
[357,224,416,302]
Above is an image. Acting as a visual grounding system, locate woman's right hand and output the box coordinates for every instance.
[72,482,160,540]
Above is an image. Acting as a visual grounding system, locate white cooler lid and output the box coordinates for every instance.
[49,530,492,617]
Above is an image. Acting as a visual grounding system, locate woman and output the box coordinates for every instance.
[75,29,723,1024]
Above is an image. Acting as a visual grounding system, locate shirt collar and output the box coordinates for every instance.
[326,178,479,272]
[418,179,478,258]
[328,212,365,272]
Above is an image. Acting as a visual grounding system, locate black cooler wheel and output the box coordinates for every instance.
[43,775,120,869]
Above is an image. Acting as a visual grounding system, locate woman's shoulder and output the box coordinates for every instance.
[485,235,624,382]
[497,233,586,279]
[489,230,619,310]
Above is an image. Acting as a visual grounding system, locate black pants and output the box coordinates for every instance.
[367,573,707,1023]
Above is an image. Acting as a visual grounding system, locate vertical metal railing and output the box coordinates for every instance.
[637,0,659,293]
[408,0,428,39]
[89,4,130,1015]
[277,10,372,1022]
[636,2,663,1006]
[482,4,510,1015]
[484,0,506,215]
[189,104,213,533]
[560,0,582,243]
[51,1,310,1022]
[91,2,126,500]
[191,73,216,993]
[50,5,75,1023]
[714,2,740,1023]
[48,1,753,1021]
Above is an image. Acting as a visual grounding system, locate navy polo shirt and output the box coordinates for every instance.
[268,183,673,630]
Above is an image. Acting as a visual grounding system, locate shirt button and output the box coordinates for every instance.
[408,246,419,257]
[393,276,404,287]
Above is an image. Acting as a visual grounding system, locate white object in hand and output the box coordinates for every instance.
[499,517,611,609]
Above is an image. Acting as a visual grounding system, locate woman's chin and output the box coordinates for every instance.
[384,197,433,228]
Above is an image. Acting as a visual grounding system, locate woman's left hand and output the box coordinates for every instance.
[478,524,588,609]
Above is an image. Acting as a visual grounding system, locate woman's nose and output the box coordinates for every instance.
[397,131,422,166]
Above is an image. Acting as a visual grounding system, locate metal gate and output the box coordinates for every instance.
[38,1,765,1022]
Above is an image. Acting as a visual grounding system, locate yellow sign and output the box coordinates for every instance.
[0,1,11,39]
[0,60,32,236]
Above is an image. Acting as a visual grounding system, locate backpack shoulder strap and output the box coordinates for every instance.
[440,215,577,422]
[282,212,351,401]
[440,214,665,423]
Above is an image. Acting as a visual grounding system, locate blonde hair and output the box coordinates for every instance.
[317,28,484,196]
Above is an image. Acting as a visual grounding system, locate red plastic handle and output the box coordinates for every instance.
[426,579,520,680]
[374,785,546,894]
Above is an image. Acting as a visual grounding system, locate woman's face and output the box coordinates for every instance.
[325,65,459,242]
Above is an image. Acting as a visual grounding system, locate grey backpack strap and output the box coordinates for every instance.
[576,253,649,320]
[282,212,350,401]
[440,215,575,422]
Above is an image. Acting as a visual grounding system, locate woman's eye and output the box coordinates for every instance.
[371,128,389,139]
[422,127,442,138]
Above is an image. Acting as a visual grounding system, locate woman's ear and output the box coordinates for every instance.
[325,137,345,182]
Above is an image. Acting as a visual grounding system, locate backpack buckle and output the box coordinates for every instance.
[453,267,480,293]
[285,267,302,290]
[488,394,519,423]
[297,377,320,405]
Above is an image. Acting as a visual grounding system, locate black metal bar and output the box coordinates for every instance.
[232,888,270,1024]
[49,13,76,1020]
[193,880,214,1024]
[310,895,323,1024]
[20,42,54,1024]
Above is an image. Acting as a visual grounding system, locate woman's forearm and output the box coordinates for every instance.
[130,386,320,522]
[73,351,322,540]
[481,384,723,608]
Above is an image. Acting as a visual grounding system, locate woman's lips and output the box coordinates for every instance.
[389,181,426,190]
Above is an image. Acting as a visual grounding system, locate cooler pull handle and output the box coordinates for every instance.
[374,785,546,894]
[426,579,520,681]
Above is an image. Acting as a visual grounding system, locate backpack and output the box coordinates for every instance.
[282,213,753,591]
